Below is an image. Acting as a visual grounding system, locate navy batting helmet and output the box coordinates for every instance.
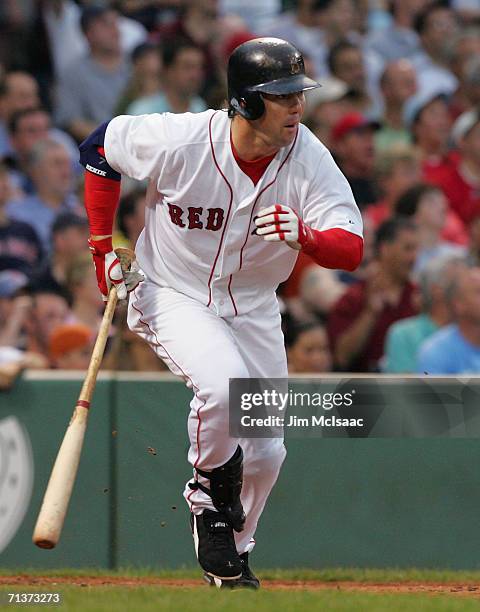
[227,38,320,120]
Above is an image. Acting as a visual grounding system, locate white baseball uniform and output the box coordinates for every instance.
[102,108,362,554]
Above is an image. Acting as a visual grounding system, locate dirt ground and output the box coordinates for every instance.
[1,575,479,597]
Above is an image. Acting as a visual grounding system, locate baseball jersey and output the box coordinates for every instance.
[104,109,362,317]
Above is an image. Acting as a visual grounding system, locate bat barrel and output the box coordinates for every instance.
[32,287,118,549]
[32,404,89,548]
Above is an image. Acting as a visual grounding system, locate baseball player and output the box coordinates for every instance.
[79,38,363,589]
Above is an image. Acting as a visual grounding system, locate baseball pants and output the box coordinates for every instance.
[127,282,287,554]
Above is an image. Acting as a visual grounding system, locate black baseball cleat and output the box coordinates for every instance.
[203,552,260,589]
[191,510,242,581]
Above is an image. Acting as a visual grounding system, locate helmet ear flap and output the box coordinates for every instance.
[241,92,265,120]
[228,92,265,120]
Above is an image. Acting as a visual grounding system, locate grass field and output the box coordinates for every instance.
[1,568,480,611]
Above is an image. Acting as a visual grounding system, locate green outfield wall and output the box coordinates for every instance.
[2,373,480,570]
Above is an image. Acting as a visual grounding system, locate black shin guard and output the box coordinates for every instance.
[189,446,246,532]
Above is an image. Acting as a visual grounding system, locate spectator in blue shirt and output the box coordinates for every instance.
[417,266,480,374]
[6,139,80,252]
[6,107,80,198]
[384,252,467,372]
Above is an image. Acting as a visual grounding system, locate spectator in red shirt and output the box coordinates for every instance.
[403,88,457,186]
[327,217,419,372]
[432,109,480,226]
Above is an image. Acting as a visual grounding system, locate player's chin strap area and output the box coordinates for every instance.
[189,445,246,532]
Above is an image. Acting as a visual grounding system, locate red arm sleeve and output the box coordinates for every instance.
[84,169,120,237]
[300,227,363,271]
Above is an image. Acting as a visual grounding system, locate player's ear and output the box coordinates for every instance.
[240,98,247,109]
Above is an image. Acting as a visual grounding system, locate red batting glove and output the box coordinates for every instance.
[254,204,313,250]
[88,237,127,301]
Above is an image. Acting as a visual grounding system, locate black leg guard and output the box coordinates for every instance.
[189,446,246,532]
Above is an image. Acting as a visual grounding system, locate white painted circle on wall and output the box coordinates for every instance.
[0,416,33,553]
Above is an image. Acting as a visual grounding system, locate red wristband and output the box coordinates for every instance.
[88,236,113,255]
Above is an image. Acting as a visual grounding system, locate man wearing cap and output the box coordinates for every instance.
[330,111,380,207]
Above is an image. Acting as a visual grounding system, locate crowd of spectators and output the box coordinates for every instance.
[1,0,480,378]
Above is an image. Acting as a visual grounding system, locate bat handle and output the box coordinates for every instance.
[77,286,118,407]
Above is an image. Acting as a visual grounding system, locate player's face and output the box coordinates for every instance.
[258,92,306,148]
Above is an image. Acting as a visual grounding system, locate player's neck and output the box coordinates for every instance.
[231,117,279,161]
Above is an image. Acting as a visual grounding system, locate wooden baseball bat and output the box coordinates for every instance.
[32,286,118,549]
